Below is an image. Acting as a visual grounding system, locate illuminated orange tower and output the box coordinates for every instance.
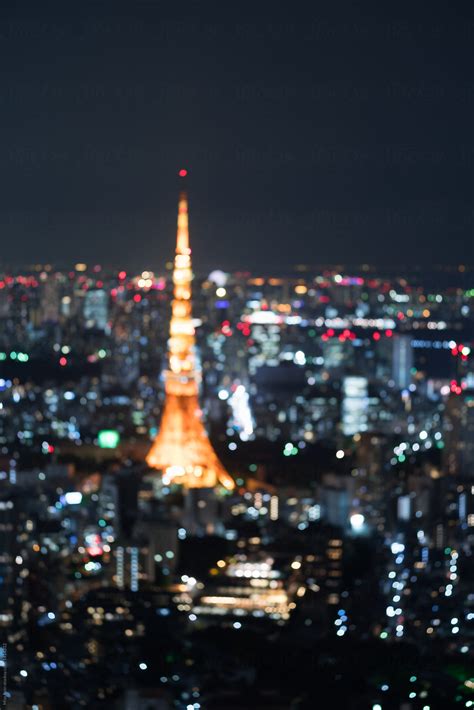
[146,171,234,491]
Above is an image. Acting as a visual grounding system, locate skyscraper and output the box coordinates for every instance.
[146,174,234,491]
[392,335,413,390]
[84,289,109,330]
[444,388,474,477]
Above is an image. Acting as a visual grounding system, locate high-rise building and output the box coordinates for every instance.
[84,289,109,330]
[146,174,234,491]
[342,376,368,435]
[444,389,474,477]
[40,276,60,323]
[392,335,413,390]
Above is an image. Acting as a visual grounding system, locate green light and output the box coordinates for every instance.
[0,353,6,361]
[380,631,388,639]
[98,519,107,527]
[97,430,120,449]
[410,675,417,682]
[98,349,107,358]
[10,352,17,360]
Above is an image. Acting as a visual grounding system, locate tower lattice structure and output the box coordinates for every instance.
[146,176,234,491]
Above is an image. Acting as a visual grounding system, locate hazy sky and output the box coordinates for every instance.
[1,2,473,270]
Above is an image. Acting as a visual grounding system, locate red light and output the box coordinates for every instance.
[118,271,126,280]
[133,294,142,303]
[179,169,188,177]
[385,329,393,337]
[88,545,102,557]
[47,444,55,454]
[373,332,381,341]
[59,357,67,367]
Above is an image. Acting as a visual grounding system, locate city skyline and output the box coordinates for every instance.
[0,3,472,708]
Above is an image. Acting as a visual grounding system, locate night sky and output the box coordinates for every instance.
[1,2,473,271]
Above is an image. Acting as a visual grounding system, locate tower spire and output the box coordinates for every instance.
[146,172,234,491]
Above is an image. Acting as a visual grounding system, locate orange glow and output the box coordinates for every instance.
[146,189,234,491]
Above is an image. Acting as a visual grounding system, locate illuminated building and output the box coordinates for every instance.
[84,289,109,330]
[444,389,474,476]
[392,334,413,390]
[40,276,60,324]
[0,499,15,626]
[342,376,368,436]
[191,555,292,622]
[146,175,234,491]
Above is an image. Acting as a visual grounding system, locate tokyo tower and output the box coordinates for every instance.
[146,171,235,491]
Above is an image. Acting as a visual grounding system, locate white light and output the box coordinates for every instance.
[419,430,428,440]
[391,542,405,554]
[373,705,382,710]
[218,389,229,401]
[64,492,83,505]
[294,351,306,366]
[336,449,345,459]
[350,513,365,530]
[20,670,28,677]
[139,662,147,670]
[233,622,242,629]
